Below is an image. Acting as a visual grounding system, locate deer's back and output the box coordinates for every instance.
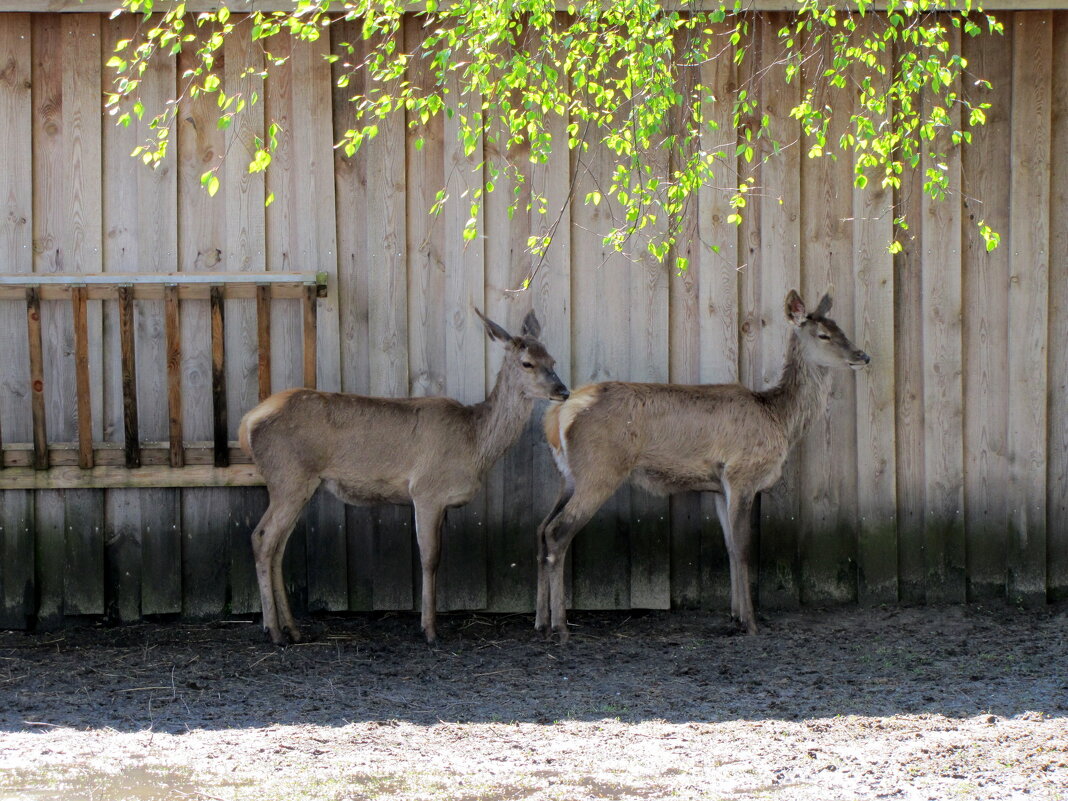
[548,382,791,494]
[241,389,479,504]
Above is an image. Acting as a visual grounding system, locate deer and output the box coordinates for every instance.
[238,308,569,646]
[535,290,870,640]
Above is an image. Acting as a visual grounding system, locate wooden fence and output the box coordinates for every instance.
[0,8,1066,629]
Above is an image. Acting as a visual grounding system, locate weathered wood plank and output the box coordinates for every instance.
[363,22,413,613]
[852,18,898,605]
[962,24,1012,601]
[440,74,488,614]
[752,13,802,611]
[1048,10,1068,602]
[26,288,48,470]
[1006,12,1051,606]
[256,285,272,401]
[104,489,141,622]
[0,490,34,629]
[118,285,141,468]
[920,26,966,604]
[164,284,184,467]
[71,285,94,468]
[63,489,104,615]
[799,27,858,607]
[210,285,228,467]
[0,14,34,628]
[0,463,265,490]
[569,127,631,612]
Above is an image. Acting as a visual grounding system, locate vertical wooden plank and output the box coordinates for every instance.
[104,488,140,622]
[33,494,64,627]
[303,284,317,389]
[1006,12,1051,606]
[164,284,184,467]
[0,14,35,628]
[962,25,1012,601]
[751,14,802,612]
[71,286,93,468]
[210,285,228,467]
[798,25,857,607]
[367,25,412,615]
[853,16,898,606]
[0,491,34,629]
[483,111,536,613]
[669,30,738,612]
[256,284,272,401]
[569,127,632,612]
[63,490,104,615]
[102,11,180,622]
[628,144,671,611]
[1048,11,1068,601]
[894,134,927,605]
[920,25,965,604]
[27,287,48,470]
[118,285,141,468]
[176,31,231,621]
[439,74,488,613]
[265,31,347,615]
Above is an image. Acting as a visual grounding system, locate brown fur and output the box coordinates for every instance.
[534,291,870,640]
[245,309,568,646]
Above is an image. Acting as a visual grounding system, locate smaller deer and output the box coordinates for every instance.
[536,290,869,639]
[239,309,569,645]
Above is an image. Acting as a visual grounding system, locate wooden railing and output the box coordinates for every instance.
[0,272,327,489]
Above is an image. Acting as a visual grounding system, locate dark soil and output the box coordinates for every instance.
[1,604,1066,800]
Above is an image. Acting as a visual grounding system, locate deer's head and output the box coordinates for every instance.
[476,308,570,401]
[784,290,870,371]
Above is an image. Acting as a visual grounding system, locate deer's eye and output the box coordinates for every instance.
[817,333,831,341]
[521,361,535,369]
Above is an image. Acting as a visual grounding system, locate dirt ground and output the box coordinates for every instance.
[0,604,1066,801]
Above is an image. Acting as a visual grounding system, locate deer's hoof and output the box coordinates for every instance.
[552,625,570,645]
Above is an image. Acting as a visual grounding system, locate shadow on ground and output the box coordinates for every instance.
[1,604,1065,734]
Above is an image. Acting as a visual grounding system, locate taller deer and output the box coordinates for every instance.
[239,309,569,645]
[536,290,869,639]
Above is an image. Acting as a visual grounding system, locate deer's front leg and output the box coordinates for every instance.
[414,501,446,644]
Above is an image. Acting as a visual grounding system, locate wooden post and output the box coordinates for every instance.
[71,286,94,469]
[118,285,141,468]
[210,285,228,468]
[256,283,271,401]
[303,283,317,389]
[164,284,184,468]
[26,287,48,470]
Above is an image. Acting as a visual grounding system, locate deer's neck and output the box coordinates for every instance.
[471,365,534,473]
[761,332,833,442]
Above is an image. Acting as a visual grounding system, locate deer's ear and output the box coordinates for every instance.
[474,307,513,345]
[813,292,833,318]
[784,290,807,326]
[520,309,542,339]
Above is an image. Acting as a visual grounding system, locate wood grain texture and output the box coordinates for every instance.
[1006,12,1051,606]
[852,17,898,605]
[439,73,488,613]
[27,288,48,469]
[1048,11,1068,601]
[752,14,802,611]
[920,26,966,604]
[71,286,93,468]
[210,285,228,468]
[164,285,184,467]
[962,25,1012,601]
[118,285,141,468]
[799,26,858,607]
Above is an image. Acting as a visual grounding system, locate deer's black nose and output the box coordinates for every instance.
[860,352,871,364]
[556,386,570,401]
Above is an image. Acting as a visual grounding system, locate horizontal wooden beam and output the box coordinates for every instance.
[0,464,265,490]
[0,1,1063,11]
[2,442,253,468]
[0,272,328,301]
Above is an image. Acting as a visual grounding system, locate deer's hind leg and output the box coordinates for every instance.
[713,477,757,634]
[535,481,574,635]
[539,471,625,642]
[253,477,320,645]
